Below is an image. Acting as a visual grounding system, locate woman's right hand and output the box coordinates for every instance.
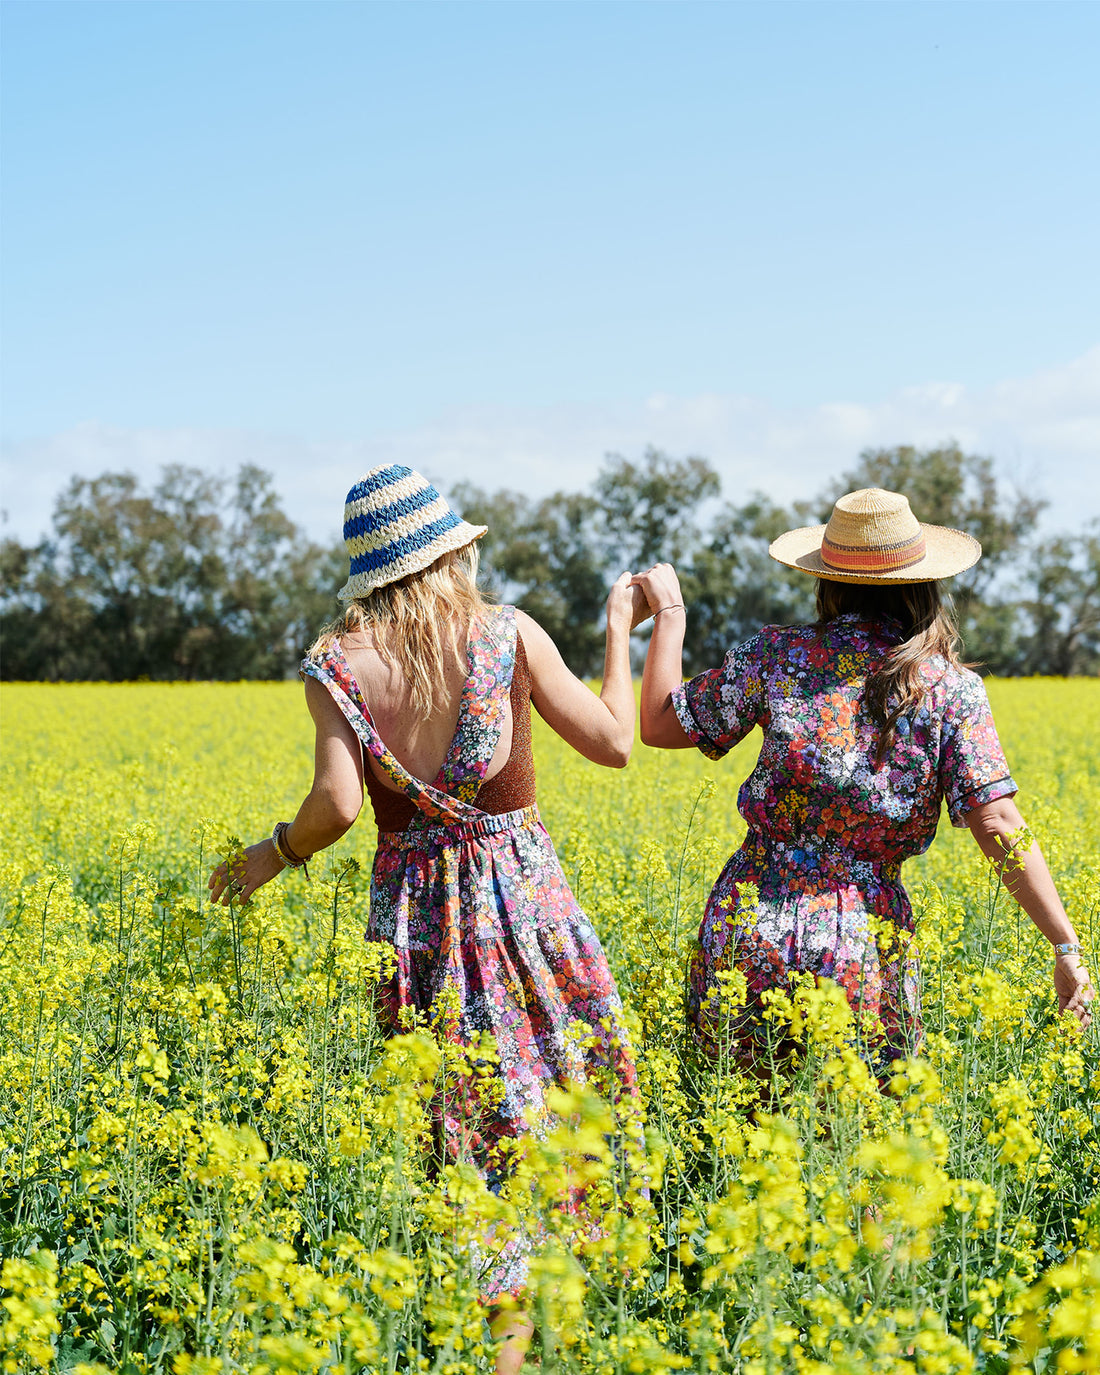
[631,563,685,618]
[966,799,1093,1033]
[1055,954,1093,1030]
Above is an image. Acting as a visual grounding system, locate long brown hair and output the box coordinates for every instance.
[815,578,962,765]
[308,543,494,718]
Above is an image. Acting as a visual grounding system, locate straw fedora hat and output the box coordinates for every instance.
[768,488,981,584]
[338,465,487,601]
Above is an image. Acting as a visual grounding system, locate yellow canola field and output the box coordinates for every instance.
[1,678,1099,1374]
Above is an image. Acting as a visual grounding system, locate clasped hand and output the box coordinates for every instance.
[629,562,684,617]
[606,571,655,630]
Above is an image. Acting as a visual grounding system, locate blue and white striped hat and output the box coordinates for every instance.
[337,465,487,602]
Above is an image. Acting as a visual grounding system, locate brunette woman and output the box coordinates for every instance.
[633,487,1092,1079]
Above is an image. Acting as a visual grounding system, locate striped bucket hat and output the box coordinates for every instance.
[337,466,487,602]
[768,487,981,584]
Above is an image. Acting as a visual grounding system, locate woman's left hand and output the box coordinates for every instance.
[630,563,684,619]
[1055,955,1094,1030]
[606,571,651,630]
[209,839,286,907]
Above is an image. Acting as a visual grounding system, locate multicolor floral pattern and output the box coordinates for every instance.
[302,606,637,1297]
[671,613,1017,1074]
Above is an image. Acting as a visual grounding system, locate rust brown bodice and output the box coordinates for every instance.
[363,632,536,833]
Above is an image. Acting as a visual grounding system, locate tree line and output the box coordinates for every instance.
[1,466,344,681]
[2,445,1097,681]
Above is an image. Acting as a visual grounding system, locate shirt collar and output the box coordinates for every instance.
[829,610,906,643]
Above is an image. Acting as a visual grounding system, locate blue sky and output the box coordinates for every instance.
[2,0,1098,543]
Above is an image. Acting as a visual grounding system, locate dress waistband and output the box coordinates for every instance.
[378,804,543,848]
[740,831,902,885]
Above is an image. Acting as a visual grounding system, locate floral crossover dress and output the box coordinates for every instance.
[302,605,637,1296]
[671,612,1017,1075]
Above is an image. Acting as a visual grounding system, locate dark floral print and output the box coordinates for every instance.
[671,613,1017,1075]
[302,606,637,1297]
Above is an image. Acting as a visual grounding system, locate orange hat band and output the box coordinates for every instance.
[821,531,927,574]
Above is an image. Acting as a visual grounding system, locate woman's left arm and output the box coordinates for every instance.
[208,677,364,906]
[632,563,693,748]
[965,795,1093,1027]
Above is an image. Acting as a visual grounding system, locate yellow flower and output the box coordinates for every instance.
[0,1251,60,1373]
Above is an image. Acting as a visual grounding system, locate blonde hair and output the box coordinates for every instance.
[815,579,963,766]
[309,543,494,718]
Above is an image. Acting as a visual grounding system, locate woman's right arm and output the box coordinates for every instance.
[965,796,1093,1028]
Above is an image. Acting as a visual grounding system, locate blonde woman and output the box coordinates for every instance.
[632,488,1092,1079]
[210,466,644,1373]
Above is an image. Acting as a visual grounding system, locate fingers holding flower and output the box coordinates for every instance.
[1055,953,1093,1030]
[208,838,286,907]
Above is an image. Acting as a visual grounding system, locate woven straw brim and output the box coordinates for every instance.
[338,520,486,601]
[768,522,981,584]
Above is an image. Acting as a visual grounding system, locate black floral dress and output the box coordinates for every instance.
[671,613,1017,1074]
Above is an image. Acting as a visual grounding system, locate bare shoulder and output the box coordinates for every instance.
[303,673,344,724]
[514,607,545,642]
[514,608,562,664]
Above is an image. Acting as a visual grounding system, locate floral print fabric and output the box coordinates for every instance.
[670,613,1017,1074]
[301,606,637,1297]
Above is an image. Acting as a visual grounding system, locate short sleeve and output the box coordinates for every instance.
[670,633,767,761]
[939,672,1018,826]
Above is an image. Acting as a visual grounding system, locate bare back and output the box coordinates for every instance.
[338,624,514,795]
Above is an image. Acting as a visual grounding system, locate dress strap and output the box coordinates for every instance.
[300,646,488,826]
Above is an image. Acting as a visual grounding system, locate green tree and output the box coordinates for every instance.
[683,493,815,675]
[1015,522,1100,676]
[595,447,720,569]
[0,465,341,681]
[808,444,1045,668]
[7,448,1093,683]
[450,482,609,674]
[216,465,344,678]
[454,449,723,675]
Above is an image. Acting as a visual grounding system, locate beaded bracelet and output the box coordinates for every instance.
[272,822,312,880]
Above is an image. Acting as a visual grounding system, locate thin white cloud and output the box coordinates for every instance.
[3,348,1097,547]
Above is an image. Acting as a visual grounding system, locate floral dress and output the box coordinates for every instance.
[671,612,1017,1075]
[301,605,637,1297]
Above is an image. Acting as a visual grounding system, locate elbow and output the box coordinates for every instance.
[335,806,362,835]
[608,740,632,769]
[639,695,678,749]
[332,796,363,832]
[965,795,1024,854]
[593,728,632,769]
[640,714,669,749]
[314,788,362,834]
